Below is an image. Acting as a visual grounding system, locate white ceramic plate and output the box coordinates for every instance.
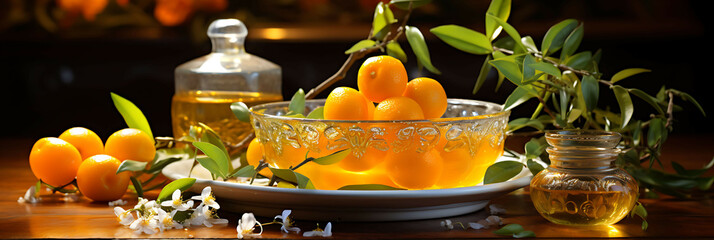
[162,154,536,222]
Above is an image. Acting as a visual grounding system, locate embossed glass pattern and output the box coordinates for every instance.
[530,130,638,226]
[249,99,510,190]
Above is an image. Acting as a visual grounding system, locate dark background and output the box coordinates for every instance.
[1,0,711,140]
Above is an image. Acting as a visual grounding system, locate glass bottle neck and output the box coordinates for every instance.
[211,37,246,54]
[547,146,620,171]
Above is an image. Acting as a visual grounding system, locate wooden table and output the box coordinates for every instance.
[2,135,713,239]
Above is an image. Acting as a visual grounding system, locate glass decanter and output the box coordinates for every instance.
[530,130,638,226]
[171,19,283,146]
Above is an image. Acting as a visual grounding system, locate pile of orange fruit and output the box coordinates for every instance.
[245,55,503,191]
[29,127,155,201]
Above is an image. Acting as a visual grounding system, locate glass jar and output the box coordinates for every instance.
[171,19,283,146]
[530,130,638,226]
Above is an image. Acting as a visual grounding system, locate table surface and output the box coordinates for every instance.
[2,134,713,239]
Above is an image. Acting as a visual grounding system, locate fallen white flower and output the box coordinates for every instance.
[129,215,158,235]
[468,222,486,230]
[108,199,128,207]
[488,204,506,215]
[156,208,183,232]
[485,215,503,226]
[440,219,454,230]
[17,185,38,204]
[274,209,301,233]
[236,213,262,239]
[303,222,332,237]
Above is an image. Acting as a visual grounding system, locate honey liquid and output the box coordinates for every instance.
[171,90,283,146]
[530,185,637,226]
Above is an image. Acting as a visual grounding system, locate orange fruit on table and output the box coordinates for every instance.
[323,87,371,120]
[374,96,425,120]
[403,77,448,119]
[76,154,131,201]
[29,137,83,187]
[104,128,156,163]
[384,148,444,189]
[246,138,272,178]
[59,127,104,160]
[357,55,408,103]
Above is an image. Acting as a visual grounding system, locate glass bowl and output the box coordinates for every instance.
[249,99,510,190]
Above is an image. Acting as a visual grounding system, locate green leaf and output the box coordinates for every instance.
[198,122,230,164]
[671,89,706,116]
[230,102,251,122]
[503,86,536,111]
[130,176,143,197]
[157,178,196,202]
[493,223,525,235]
[631,202,647,218]
[230,165,256,178]
[338,184,406,190]
[306,106,325,119]
[485,0,511,40]
[521,36,538,53]
[195,157,222,180]
[277,181,296,188]
[345,40,376,54]
[526,159,544,176]
[146,157,183,174]
[486,13,523,50]
[386,41,408,63]
[194,138,231,176]
[390,0,431,10]
[294,172,316,189]
[507,117,545,131]
[288,88,306,115]
[528,62,560,78]
[560,23,584,60]
[473,55,493,95]
[110,92,153,141]
[541,19,578,56]
[489,59,522,86]
[405,26,441,74]
[430,25,492,55]
[116,160,148,174]
[567,108,582,123]
[612,85,634,128]
[312,149,352,165]
[522,54,536,82]
[647,117,667,148]
[514,230,536,238]
[581,75,599,111]
[629,88,665,115]
[611,68,651,84]
[563,51,592,70]
[558,89,569,121]
[484,161,523,184]
[372,2,396,40]
[525,138,545,159]
[269,168,298,184]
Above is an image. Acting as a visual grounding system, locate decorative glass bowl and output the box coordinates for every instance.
[249,99,510,190]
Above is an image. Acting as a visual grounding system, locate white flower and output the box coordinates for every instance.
[155,208,183,232]
[468,222,486,230]
[303,222,332,237]
[108,199,127,207]
[185,204,227,228]
[488,204,506,215]
[191,186,220,209]
[236,213,263,239]
[134,197,149,209]
[467,215,503,230]
[274,209,301,233]
[114,207,135,226]
[440,219,454,230]
[17,185,38,204]
[129,215,158,235]
[161,190,193,211]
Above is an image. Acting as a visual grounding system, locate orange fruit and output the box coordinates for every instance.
[385,148,444,189]
[374,96,425,120]
[246,138,272,178]
[76,154,131,201]
[59,127,104,160]
[338,146,387,172]
[29,137,83,187]
[403,77,448,119]
[357,55,408,103]
[323,87,371,120]
[435,134,476,188]
[104,128,156,162]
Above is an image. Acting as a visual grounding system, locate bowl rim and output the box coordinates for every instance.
[249,98,510,123]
